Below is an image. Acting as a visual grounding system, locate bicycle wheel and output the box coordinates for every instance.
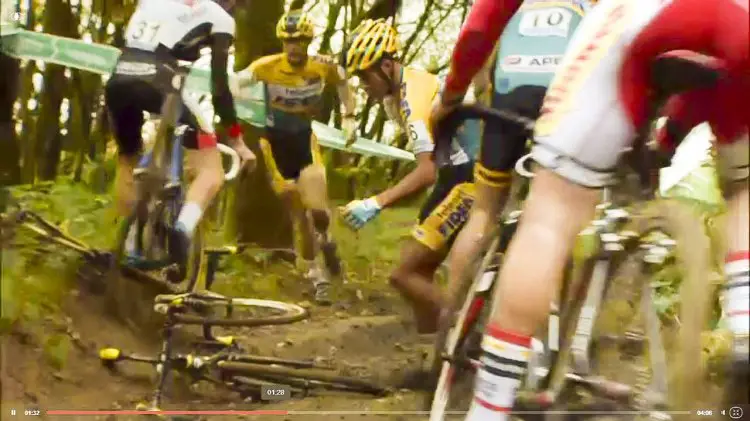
[154,292,309,327]
[162,195,205,292]
[427,235,502,419]
[113,196,204,292]
[217,361,387,396]
[590,199,716,418]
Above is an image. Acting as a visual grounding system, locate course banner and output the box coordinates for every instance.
[0,26,414,162]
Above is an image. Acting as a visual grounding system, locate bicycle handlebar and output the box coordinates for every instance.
[217,143,241,181]
[434,103,536,170]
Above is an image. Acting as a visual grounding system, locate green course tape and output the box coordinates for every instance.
[1,26,414,161]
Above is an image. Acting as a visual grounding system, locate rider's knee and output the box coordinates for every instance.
[718,137,749,198]
[308,208,330,231]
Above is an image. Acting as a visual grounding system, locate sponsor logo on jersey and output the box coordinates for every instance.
[115,61,157,76]
[505,55,523,65]
[501,54,563,73]
[267,81,324,108]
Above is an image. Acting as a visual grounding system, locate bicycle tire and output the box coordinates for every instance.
[156,295,309,327]
[217,361,387,396]
[637,199,717,417]
[569,199,715,420]
[587,237,669,414]
[427,235,502,419]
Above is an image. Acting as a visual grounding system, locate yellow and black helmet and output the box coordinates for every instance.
[276,10,315,39]
[345,18,399,73]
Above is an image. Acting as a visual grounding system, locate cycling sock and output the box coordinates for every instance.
[465,324,531,421]
[176,202,203,238]
[723,251,749,339]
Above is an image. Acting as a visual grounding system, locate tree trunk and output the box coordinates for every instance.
[0,52,21,186]
[225,0,291,248]
[17,0,38,183]
[36,0,77,181]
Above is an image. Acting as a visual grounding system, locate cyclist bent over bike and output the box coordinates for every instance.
[431,0,749,418]
[440,0,596,322]
[106,0,255,277]
[341,19,487,334]
[235,10,357,305]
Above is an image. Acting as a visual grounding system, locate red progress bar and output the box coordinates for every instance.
[47,410,289,415]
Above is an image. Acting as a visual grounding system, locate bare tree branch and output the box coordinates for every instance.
[399,0,435,61]
[404,7,451,65]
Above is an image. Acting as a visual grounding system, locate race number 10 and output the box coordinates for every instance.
[518,8,573,38]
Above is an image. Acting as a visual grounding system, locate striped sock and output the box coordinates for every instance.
[723,251,750,342]
[465,324,531,421]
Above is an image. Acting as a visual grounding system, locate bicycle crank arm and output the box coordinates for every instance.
[99,348,159,366]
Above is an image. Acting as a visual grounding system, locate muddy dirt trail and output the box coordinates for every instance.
[2,267,440,421]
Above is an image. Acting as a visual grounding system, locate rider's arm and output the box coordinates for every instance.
[325,62,355,116]
[337,80,356,117]
[442,0,521,103]
[209,11,240,137]
[375,151,437,208]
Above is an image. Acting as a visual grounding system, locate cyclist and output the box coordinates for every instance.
[438,0,596,318]
[234,10,357,305]
[105,0,255,279]
[341,18,489,334]
[431,0,748,418]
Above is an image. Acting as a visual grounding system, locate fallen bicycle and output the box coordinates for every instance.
[99,291,389,411]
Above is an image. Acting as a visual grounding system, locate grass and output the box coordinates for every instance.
[207,202,419,303]
[2,180,115,367]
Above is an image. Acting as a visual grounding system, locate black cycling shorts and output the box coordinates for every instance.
[476,85,547,187]
[411,162,475,252]
[105,48,207,157]
[259,124,321,186]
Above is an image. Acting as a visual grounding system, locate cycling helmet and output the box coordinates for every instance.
[346,18,399,74]
[276,10,315,39]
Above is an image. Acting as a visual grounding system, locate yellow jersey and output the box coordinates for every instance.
[246,53,346,130]
[387,67,479,166]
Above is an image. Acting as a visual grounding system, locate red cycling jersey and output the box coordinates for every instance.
[654,51,749,150]
[443,0,522,97]
[657,77,750,151]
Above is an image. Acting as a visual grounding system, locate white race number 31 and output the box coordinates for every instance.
[518,7,573,38]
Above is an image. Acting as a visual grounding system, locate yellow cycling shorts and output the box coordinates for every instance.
[411,163,476,252]
[259,125,324,195]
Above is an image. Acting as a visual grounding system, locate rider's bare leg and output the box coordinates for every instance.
[446,182,509,302]
[282,188,316,262]
[283,186,329,302]
[389,239,445,334]
[465,168,598,420]
[299,163,342,277]
[115,155,139,216]
[722,179,749,352]
[178,148,224,238]
[716,138,750,365]
[298,163,331,241]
